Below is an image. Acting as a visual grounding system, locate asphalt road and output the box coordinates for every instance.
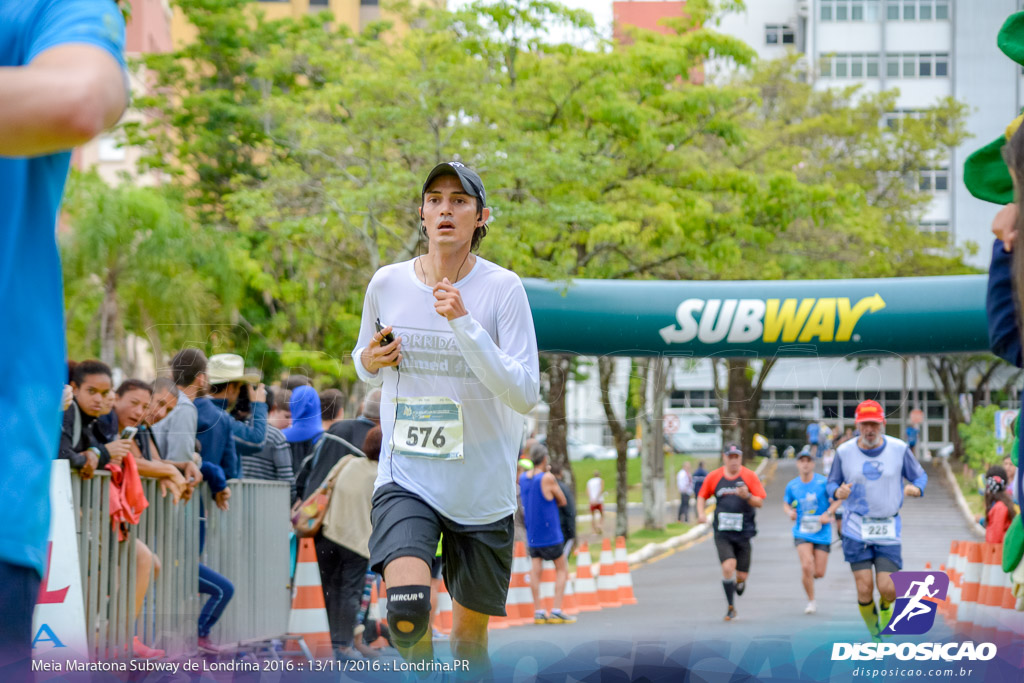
[482,458,978,673]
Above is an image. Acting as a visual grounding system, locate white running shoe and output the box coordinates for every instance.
[804,601,816,615]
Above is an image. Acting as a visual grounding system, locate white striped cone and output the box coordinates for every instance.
[596,539,620,608]
[997,566,1016,640]
[573,544,600,612]
[540,560,556,613]
[958,543,984,638]
[505,542,533,625]
[286,538,332,658]
[614,537,637,605]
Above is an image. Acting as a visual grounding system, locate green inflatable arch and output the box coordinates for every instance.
[522,275,989,357]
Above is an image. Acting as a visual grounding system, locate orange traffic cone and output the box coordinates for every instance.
[433,579,453,635]
[596,538,621,608]
[367,580,390,649]
[504,541,533,626]
[563,571,579,615]
[540,560,556,613]
[573,543,600,612]
[286,538,332,658]
[614,536,637,605]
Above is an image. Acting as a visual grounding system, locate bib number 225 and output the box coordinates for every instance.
[406,426,446,449]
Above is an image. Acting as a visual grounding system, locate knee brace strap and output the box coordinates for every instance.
[386,585,432,649]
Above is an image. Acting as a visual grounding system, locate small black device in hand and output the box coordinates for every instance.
[376,318,395,347]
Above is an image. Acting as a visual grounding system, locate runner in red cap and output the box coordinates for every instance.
[697,444,767,621]
[826,400,928,641]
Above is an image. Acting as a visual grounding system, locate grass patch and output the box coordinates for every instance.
[569,453,710,512]
[951,468,986,519]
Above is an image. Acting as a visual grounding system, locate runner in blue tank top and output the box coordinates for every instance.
[518,445,575,624]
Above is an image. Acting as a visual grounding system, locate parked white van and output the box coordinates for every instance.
[663,408,723,455]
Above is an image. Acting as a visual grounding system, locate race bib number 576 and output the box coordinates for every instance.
[393,397,464,461]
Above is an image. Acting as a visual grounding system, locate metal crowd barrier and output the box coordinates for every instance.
[201,479,292,643]
[71,469,291,656]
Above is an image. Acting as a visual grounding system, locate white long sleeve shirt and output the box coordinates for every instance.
[353,257,540,525]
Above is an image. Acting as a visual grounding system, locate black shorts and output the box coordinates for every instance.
[430,555,443,580]
[369,483,514,616]
[793,538,831,553]
[528,543,563,561]
[714,533,752,573]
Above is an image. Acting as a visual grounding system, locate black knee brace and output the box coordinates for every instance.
[386,585,432,649]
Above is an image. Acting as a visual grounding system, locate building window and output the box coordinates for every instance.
[765,24,795,45]
[310,0,328,5]
[914,168,949,193]
[885,0,949,21]
[884,53,949,79]
[822,53,880,79]
[821,0,880,21]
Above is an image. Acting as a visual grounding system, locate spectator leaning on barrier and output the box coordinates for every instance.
[205,354,268,457]
[318,426,383,661]
[95,378,168,658]
[146,377,202,499]
[60,360,133,478]
[241,387,294,482]
[102,379,189,503]
[151,349,206,467]
[0,0,127,672]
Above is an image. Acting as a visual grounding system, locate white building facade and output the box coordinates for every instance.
[716,0,1022,266]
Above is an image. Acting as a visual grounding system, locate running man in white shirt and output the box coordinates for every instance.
[353,162,540,678]
[585,471,605,534]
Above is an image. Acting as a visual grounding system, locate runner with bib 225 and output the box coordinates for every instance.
[827,400,927,642]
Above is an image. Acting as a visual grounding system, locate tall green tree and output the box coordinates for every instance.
[61,172,237,373]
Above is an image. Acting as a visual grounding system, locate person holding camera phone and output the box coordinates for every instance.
[59,360,134,478]
[352,162,539,678]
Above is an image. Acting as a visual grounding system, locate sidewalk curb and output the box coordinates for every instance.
[937,457,985,539]
[625,457,772,565]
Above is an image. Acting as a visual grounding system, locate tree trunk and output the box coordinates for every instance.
[714,357,777,465]
[99,282,118,368]
[641,356,667,530]
[599,356,630,539]
[927,356,969,462]
[545,354,571,474]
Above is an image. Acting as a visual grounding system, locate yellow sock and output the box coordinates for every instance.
[878,601,893,634]
[858,600,880,638]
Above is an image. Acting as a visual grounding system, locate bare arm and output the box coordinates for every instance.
[0,45,126,156]
[542,473,567,506]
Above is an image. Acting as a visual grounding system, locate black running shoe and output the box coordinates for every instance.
[735,581,746,596]
[724,606,737,621]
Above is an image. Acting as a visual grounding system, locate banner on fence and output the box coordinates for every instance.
[32,460,88,662]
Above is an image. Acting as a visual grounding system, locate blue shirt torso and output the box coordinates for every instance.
[194,398,239,480]
[784,473,832,544]
[0,0,124,575]
[807,423,820,444]
[519,472,563,548]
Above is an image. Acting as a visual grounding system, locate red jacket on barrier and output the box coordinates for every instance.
[106,453,148,541]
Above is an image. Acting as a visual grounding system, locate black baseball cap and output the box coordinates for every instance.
[724,444,743,457]
[422,161,487,207]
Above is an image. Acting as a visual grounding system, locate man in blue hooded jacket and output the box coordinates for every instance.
[285,385,324,479]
